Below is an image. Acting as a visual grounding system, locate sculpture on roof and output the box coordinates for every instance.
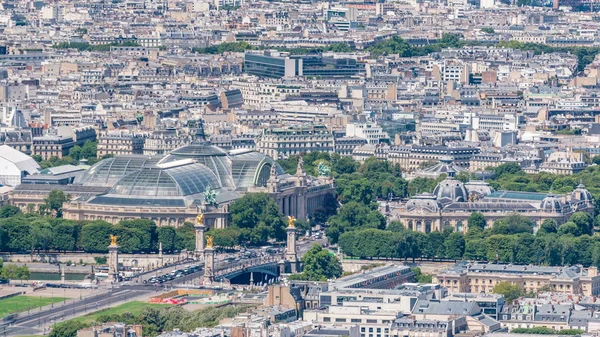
[295,157,305,176]
[196,213,204,226]
[204,185,218,206]
[317,162,331,177]
[287,216,296,228]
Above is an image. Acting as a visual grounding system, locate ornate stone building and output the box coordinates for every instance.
[435,263,600,296]
[11,140,335,227]
[389,171,594,233]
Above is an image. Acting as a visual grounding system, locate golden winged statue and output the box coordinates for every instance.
[196,213,204,226]
[206,235,214,248]
[287,216,296,228]
[109,234,119,246]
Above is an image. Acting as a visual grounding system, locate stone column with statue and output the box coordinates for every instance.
[107,234,120,283]
[285,216,299,273]
[203,235,215,285]
[195,213,206,258]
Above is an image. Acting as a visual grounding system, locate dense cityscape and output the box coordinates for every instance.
[3,0,600,336]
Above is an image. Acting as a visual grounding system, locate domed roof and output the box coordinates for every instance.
[571,183,593,203]
[414,156,466,179]
[541,195,562,213]
[433,177,468,205]
[169,141,228,157]
[465,181,495,197]
[109,160,221,197]
[406,193,441,213]
[160,141,234,189]
[74,155,162,187]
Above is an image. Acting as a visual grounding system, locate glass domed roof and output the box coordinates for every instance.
[159,142,234,189]
[169,141,228,157]
[75,155,162,187]
[109,161,220,197]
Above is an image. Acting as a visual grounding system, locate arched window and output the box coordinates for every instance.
[416,221,422,232]
[457,221,464,233]
[443,220,452,231]
[408,220,414,230]
[425,221,432,233]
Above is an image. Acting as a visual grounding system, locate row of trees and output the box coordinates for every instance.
[366,34,465,57]
[0,208,196,254]
[192,34,466,58]
[498,40,600,72]
[338,212,600,267]
[50,304,252,337]
[192,41,354,55]
[0,191,308,253]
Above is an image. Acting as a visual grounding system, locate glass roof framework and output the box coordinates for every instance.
[230,151,284,189]
[75,156,161,187]
[80,143,288,208]
[108,163,221,197]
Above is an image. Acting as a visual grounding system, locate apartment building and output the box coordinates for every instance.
[256,124,334,159]
[97,130,146,156]
[435,263,600,296]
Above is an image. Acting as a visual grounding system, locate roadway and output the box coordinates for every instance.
[1,239,324,337]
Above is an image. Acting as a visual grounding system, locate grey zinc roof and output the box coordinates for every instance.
[568,310,592,326]
[413,300,481,316]
[534,304,571,322]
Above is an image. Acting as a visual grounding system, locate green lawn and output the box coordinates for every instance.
[0,296,68,318]
[69,301,170,324]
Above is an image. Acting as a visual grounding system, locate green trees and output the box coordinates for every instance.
[175,222,195,251]
[49,321,88,337]
[52,222,79,252]
[193,42,254,54]
[230,193,286,245]
[337,211,600,268]
[411,267,433,283]
[444,233,466,259]
[538,219,557,235]
[488,215,533,235]
[492,281,522,301]
[467,212,486,231]
[288,244,342,281]
[569,212,594,235]
[43,190,70,217]
[0,212,205,253]
[80,221,112,253]
[339,229,399,258]
[208,228,242,248]
[0,205,20,218]
[365,34,464,57]
[494,163,523,178]
[326,202,386,244]
[157,226,177,253]
[69,140,97,162]
[511,327,584,335]
[51,304,252,337]
[1,264,30,281]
